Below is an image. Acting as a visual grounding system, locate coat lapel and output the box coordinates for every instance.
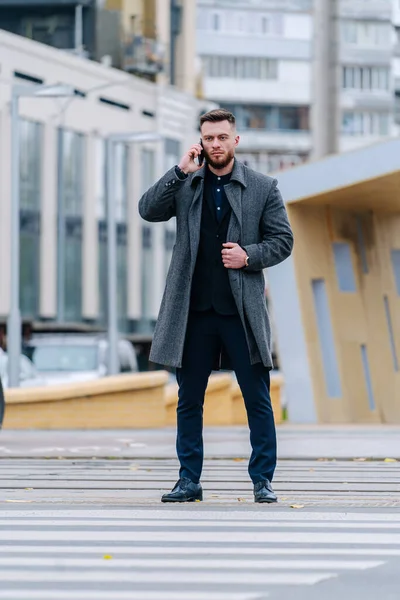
[225,182,242,244]
[188,179,204,273]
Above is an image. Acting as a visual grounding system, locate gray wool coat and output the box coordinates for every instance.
[138,159,294,370]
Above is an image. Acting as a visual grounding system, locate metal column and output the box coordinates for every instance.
[7,90,22,388]
[106,138,119,375]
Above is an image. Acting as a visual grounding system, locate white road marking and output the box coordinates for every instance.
[0,592,260,600]
[0,557,383,570]
[0,530,399,544]
[0,518,399,529]
[0,510,399,522]
[1,545,400,557]
[0,569,335,585]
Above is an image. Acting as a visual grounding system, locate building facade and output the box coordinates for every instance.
[0,30,213,338]
[196,0,396,173]
[105,0,199,95]
[0,0,97,58]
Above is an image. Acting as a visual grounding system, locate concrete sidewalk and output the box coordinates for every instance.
[0,425,399,460]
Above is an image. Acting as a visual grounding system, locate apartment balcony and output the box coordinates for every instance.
[123,35,165,76]
[238,129,312,153]
[341,90,394,111]
[203,0,312,12]
[339,0,392,21]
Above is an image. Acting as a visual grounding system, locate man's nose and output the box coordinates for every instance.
[212,139,221,148]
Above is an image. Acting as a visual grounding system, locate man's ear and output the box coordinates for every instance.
[234,135,240,147]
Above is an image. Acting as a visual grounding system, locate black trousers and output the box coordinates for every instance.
[176,309,277,484]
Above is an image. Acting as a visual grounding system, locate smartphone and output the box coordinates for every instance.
[198,139,205,167]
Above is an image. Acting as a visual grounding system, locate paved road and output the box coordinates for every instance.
[0,503,399,599]
[0,427,399,598]
[0,426,399,459]
[0,457,399,507]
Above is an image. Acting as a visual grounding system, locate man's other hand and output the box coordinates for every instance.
[221,243,247,269]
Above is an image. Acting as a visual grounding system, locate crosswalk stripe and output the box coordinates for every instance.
[0,592,261,600]
[1,510,399,522]
[0,557,384,570]
[0,569,335,585]
[1,546,400,557]
[0,518,398,529]
[0,530,399,544]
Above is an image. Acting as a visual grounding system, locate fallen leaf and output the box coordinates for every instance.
[237,498,246,502]
[280,497,288,501]
[233,458,245,462]
[103,555,113,560]
[290,504,304,509]
[195,499,201,502]
[384,458,397,462]
[24,488,34,491]
[353,458,367,462]
[317,458,328,462]
[5,500,32,503]
[129,466,139,471]
[309,468,315,472]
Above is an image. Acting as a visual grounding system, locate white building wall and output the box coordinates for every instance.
[0,30,212,325]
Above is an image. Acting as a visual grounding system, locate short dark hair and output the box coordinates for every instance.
[200,108,236,128]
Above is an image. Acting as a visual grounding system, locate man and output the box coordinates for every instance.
[139,109,293,503]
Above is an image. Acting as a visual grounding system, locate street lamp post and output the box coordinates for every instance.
[8,84,75,388]
[106,132,162,375]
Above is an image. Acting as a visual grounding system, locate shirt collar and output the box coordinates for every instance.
[192,158,247,188]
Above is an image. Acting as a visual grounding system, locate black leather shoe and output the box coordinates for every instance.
[161,477,203,503]
[254,480,278,503]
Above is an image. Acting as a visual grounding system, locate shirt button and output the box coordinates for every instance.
[217,189,220,192]
[216,234,220,238]
[217,207,221,210]
[217,177,221,180]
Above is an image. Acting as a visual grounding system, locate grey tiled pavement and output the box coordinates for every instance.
[0,425,399,599]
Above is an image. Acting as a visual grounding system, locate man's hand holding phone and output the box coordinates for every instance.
[178,141,205,175]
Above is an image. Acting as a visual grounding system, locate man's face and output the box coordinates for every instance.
[200,120,239,170]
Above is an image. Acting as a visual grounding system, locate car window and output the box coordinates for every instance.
[20,355,37,380]
[31,346,99,372]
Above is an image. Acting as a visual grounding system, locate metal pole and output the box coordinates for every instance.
[56,130,65,322]
[7,89,22,387]
[75,4,83,56]
[106,138,119,375]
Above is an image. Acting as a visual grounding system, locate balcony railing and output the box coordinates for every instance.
[123,35,164,75]
[339,0,392,20]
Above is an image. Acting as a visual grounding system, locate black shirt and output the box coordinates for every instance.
[204,168,232,223]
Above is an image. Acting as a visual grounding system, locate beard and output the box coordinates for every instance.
[203,147,235,170]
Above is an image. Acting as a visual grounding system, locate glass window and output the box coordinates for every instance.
[261,16,269,34]
[96,138,107,325]
[333,242,357,292]
[115,143,128,223]
[62,130,84,217]
[95,138,106,220]
[58,129,84,322]
[19,119,42,319]
[202,56,277,79]
[212,13,220,31]
[141,149,156,322]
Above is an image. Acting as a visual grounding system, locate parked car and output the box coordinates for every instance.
[25,334,138,386]
[0,348,47,389]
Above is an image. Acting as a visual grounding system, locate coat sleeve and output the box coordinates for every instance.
[138,167,186,222]
[243,179,294,272]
